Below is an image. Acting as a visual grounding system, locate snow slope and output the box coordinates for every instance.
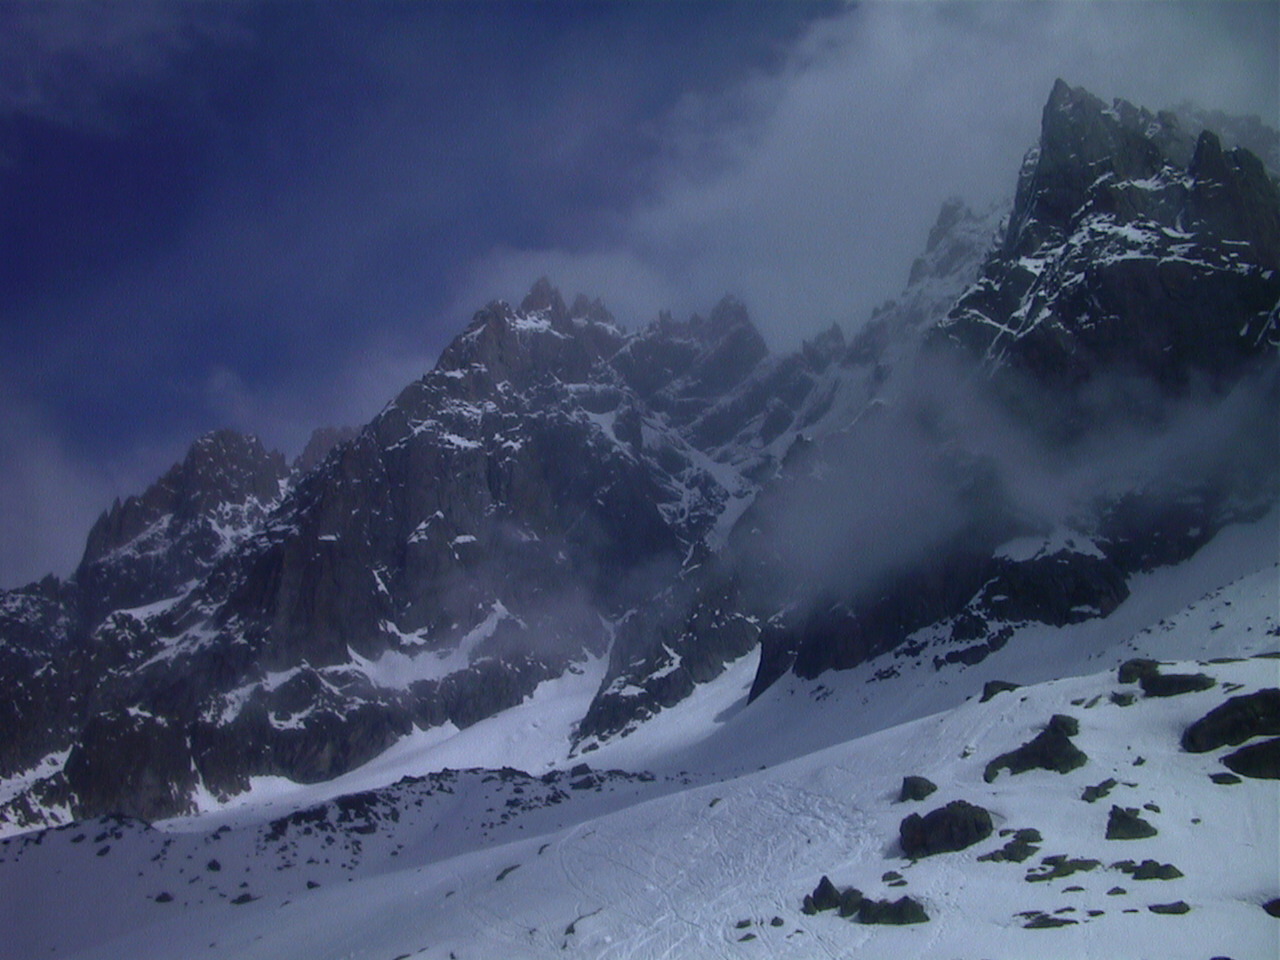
[1,512,1276,960]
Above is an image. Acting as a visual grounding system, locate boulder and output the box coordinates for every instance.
[1081,777,1118,803]
[802,875,863,918]
[858,895,929,925]
[1182,689,1280,752]
[1222,737,1280,779]
[803,875,842,914]
[984,714,1087,782]
[838,887,864,919]
[1140,671,1215,698]
[978,827,1042,863]
[898,775,937,802]
[899,799,993,858]
[1106,805,1158,840]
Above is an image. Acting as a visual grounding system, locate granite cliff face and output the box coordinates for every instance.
[1,82,1276,830]
[938,80,1278,409]
[0,277,837,825]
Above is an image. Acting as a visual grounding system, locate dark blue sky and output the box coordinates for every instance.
[1,1,1276,587]
[2,2,834,457]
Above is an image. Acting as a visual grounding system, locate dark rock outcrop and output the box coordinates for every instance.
[857,895,929,925]
[1025,855,1100,882]
[898,775,937,802]
[980,680,1021,703]
[1081,778,1118,803]
[1112,859,1183,881]
[1118,658,1161,684]
[1182,688,1280,752]
[1106,805,1158,840]
[984,715,1088,782]
[1222,737,1280,779]
[899,799,993,858]
[1139,671,1215,698]
[62,710,198,822]
[978,551,1128,626]
[977,827,1041,863]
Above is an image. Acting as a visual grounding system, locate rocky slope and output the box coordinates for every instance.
[0,80,1276,832]
[2,554,1276,960]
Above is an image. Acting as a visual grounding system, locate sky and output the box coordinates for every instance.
[1,0,1276,589]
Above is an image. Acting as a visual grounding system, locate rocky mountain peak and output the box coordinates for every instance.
[618,295,768,405]
[569,292,616,326]
[172,430,287,512]
[80,430,286,569]
[940,80,1279,405]
[909,198,1002,287]
[434,281,626,390]
[292,425,358,476]
[1173,102,1280,173]
[683,297,768,388]
[924,197,971,253]
[73,430,288,630]
[1186,129,1280,268]
[1009,80,1168,256]
[519,275,568,321]
[801,323,846,372]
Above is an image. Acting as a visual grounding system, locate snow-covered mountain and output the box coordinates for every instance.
[0,79,1277,959]
[2,527,1277,958]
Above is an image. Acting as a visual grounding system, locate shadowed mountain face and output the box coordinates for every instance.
[1,82,1276,828]
[938,80,1279,411]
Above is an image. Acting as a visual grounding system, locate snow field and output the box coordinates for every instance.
[1,512,1276,959]
[4,643,1276,957]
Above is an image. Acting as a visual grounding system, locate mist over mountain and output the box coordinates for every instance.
[1,79,1277,960]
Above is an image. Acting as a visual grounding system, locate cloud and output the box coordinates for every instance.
[0,392,121,588]
[739,352,1279,619]
[198,342,437,461]
[0,1,1273,590]
[0,2,247,128]
[461,2,1278,350]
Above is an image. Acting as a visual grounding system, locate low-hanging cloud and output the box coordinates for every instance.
[461,2,1278,350]
[739,351,1279,618]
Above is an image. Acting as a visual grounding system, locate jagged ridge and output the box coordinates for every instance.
[0,80,1276,832]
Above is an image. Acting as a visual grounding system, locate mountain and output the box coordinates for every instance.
[939,79,1278,403]
[0,74,1276,924]
[741,79,1279,697]
[2,535,1277,959]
